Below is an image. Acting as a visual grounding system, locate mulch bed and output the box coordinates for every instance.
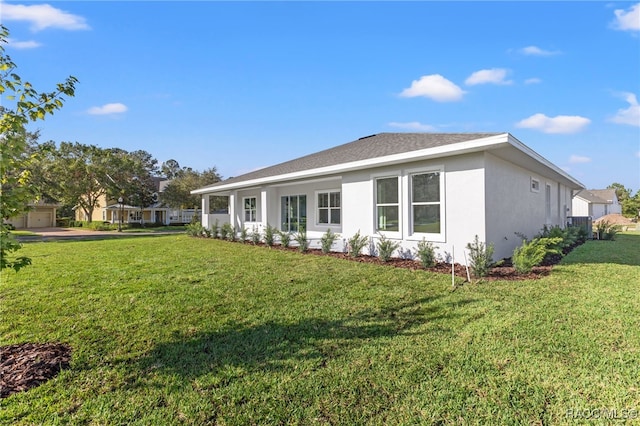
[265,245,559,282]
[0,342,71,398]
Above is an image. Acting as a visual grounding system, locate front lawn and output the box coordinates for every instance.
[1,234,638,424]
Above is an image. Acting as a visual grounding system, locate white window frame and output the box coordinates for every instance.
[545,183,552,224]
[316,189,341,227]
[406,166,446,242]
[280,194,307,232]
[531,177,540,193]
[243,196,257,223]
[372,172,402,239]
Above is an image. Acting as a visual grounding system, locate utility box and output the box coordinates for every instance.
[567,216,593,239]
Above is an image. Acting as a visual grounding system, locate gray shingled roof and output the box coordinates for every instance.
[575,189,617,204]
[199,132,501,191]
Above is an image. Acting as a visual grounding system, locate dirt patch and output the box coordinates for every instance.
[0,342,71,398]
[593,214,635,226]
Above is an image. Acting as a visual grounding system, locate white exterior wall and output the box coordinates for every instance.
[341,153,486,261]
[484,153,571,260]
[571,196,590,217]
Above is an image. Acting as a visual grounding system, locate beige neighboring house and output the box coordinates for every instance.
[5,200,60,229]
[572,189,622,220]
[74,178,199,225]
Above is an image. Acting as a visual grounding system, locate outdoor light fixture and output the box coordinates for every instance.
[118,196,124,232]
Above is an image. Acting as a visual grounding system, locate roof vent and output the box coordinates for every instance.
[358,134,377,140]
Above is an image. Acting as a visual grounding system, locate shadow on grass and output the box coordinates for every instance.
[136,296,466,381]
[561,233,640,267]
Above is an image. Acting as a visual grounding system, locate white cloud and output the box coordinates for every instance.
[1,2,89,31]
[515,113,591,134]
[465,68,512,86]
[609,92,640,127]
[524,78,542,85]
[399,74,466,102]
[519,46,561,56]
[388,121,437,131]
[87,103,128,115]
[569,155,592,164]
[6,38,41,49]
[612,3,640,31]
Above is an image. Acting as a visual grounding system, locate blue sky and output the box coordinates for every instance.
[3,1,639,192]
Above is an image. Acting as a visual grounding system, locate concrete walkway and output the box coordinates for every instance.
[15,227,184,242]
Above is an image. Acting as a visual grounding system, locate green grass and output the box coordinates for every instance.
[8,230,39,236]
[1,234,639,424]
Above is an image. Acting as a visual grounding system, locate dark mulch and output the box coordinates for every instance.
[0,342,71,398]
[262,245,559,281]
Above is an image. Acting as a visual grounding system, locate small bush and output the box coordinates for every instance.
[185,222,205,237]
[415,238,437,268]
[210,219,220,239]
[466,235,494,278]
[347,230,369,258]
[219,223,233,240]
[239,226,249,243]
[376,233,400,262]
[250,226,261,245]
[279,230,292,248]
[294,229,309,252]
[512,237,562,274]
[595,220,621,241]
[320,229,339,254]
[264,224,276,247]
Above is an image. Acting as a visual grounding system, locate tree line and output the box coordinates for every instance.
[27,136,222,222]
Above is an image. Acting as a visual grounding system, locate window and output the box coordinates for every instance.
[281,195,307,232]
[130,211,142,221]
[317,191,341,225]
[243,197,257,222]
[375,177,399,232]
[411,172,441,234]
[531,177,540,193]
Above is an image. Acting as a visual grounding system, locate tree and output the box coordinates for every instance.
[1,25,77,271]
[607,182,631,203]
[161,159,181,180]
[160,167,222,209]
[46,142,111,222]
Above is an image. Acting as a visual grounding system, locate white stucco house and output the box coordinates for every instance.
[191,133,584,261]
[571,189,622,220]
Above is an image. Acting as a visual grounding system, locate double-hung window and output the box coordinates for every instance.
[411,171,441,234]
[243,197,257,222]
[317,191,341,225]
[375,177,399,232]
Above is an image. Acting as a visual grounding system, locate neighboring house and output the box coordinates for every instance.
[571,189,622,220]
[74,178,198,225]
[191,133,584,261]
[5,200,60,229]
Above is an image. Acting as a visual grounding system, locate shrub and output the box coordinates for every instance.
[466,235,494,278]
[210,219,220,239]
[415,238,437,268]
[219,223,234,240]
[512,237,562,274]
[185,222,205,237]
[294,229,309,252]
[279,230,292,248]
[595,220,621,241]
[376,233,400,262]
[250,226,261,244]
[264,224,276,247]
[320,229,339,254]
[347,231,369,258]
[239,226,249,243]
[226,225,237,242]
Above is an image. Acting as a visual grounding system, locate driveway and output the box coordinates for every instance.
[15,227,184,242]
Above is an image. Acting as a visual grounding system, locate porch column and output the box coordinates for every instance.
[261,188,271,230]
[201,195,210,228]
[229,191,237,229]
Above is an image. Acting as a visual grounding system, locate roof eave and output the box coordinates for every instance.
[191,133,510,195]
